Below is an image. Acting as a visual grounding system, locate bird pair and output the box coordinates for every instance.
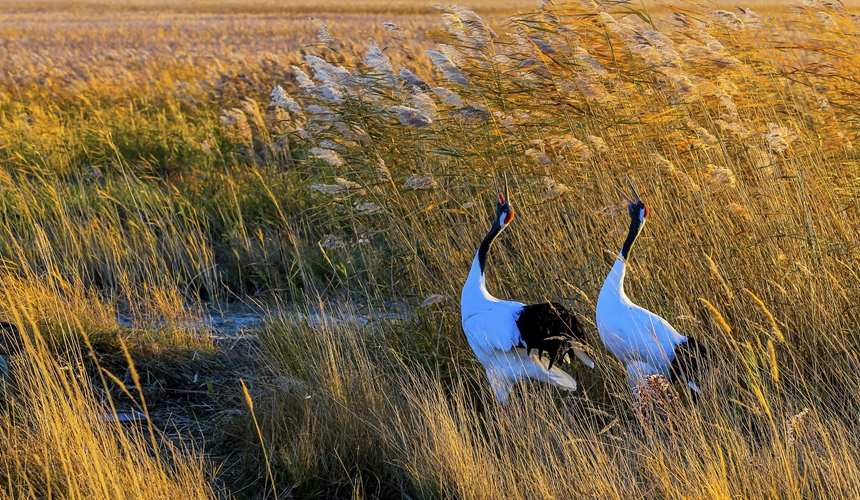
[460,176,706,411]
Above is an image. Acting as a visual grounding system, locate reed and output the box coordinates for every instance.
[244,1,860,496]
[2,0,860,498]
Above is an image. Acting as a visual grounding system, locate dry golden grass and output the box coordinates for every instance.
[247,0,860,496]
[1,0,538,14]
[256,303,860,498]
[2,0,860,498]
[0,288,217,499]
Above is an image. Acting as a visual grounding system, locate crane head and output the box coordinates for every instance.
[493,174,515,229]
[615,175,649,223]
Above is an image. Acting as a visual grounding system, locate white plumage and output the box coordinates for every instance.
[597,258,690,388]
[596,178,704,393]
[461,258,578,406]
[460,179,587,408]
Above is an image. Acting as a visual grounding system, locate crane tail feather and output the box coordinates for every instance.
[486,348,578,396]
[546,364,577,391]
[574,348,595,369]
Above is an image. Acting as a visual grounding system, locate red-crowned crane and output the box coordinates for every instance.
[596,177,706,394]
[460,177,594,410]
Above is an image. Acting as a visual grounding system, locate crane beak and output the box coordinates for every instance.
[501,174,515,225]
[493,175,505,204]
[614,185,634,205]
[626,175,642,203]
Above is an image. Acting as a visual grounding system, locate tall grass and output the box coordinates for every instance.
[0,290,218,499]
[3,0,860,498]
[253,298,860,499]
[238,1,860,497]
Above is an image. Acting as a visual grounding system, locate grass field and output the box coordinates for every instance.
[2,0,860,498]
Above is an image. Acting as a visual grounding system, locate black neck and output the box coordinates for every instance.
[620,218,642,260]
[478,221,502,274]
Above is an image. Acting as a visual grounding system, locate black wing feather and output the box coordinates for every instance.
[668,337,706,385]
[516,302,586,369]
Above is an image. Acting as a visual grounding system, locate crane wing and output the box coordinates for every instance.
[462,305,522,353]
[630,304,685,348]
[516,302,591,370]
[603,303,686,371]
[486,348,578,391]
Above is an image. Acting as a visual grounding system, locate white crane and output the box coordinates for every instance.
[460,177,594,410]
[596,177,706,394]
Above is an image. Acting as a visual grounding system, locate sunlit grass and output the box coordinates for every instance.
[2,0,860,498]
[245,0,860,497]
[0,288,217,499]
